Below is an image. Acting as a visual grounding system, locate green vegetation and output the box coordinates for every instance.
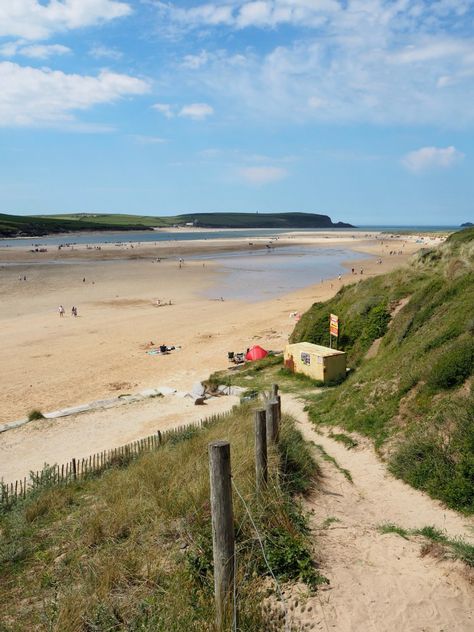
[328,432,358,449]
[292,228,474,512]
[0,211,353,238]
[0,213,155,238]
[378,523,474,566]
[207,354,324,395]
[27,409,45,421]
[0,404,323,631]
[312,443,353,483]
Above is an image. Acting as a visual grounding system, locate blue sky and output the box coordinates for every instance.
[0,0,473,225]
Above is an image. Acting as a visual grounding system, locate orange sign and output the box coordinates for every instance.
[330,313,339,337]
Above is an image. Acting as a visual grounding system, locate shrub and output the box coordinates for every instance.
[27,409,44,421]
[427,337,474,390]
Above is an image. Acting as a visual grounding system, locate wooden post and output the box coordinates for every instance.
[265,400,279,445]
[254,409,268,493]
[271,383,279,398]
[276,394,282,421]
[208,441,235,630]
[72,458,77,480]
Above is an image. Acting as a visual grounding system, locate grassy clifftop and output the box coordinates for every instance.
[0,213,155,238]
[291,228,474,512]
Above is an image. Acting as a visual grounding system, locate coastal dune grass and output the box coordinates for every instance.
[291,228,474,513]
[0,404,320,631]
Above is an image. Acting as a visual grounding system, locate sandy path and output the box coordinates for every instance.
[281,396,474,632]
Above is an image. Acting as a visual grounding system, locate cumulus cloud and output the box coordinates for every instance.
[179,103,214,119]
[402,146,465,173]
[0,40,71,59]
[0,0,131,40]
[239,165,288,185]
[0,62,149,127]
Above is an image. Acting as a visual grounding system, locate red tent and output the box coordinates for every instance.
[245,345,268,361]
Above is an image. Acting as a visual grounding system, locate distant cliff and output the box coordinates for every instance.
[0,211,354,238]
[173,212,354,229]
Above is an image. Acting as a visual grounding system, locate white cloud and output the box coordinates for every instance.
[402,146,465,173]
[89,45,123,60]
[157,0,340,30]
[155,1,474,127]
[0,0,131,40]
[152,102,174,118]
[0,62,149,127]
[239,165,288,185]
[0,40,71,59]
[179,103,214,120]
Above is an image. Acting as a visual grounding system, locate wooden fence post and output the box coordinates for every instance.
[265,400,279,445]
[208,441,235,631]
[72,458,77,481]
[271,383,279,398]
[254,409,268,493]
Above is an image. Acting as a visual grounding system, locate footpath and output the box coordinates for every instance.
[281,395,474,632]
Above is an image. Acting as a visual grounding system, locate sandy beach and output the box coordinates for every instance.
[0,230,442,481]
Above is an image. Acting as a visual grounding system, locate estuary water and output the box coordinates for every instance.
[0,225,458,249]
[199,246,369,301]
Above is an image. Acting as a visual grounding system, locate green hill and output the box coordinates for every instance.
[0,213,155,238]
[291,228,474,512]
[0,211,353,237]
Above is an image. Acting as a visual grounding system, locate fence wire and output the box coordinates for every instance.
[231,478,290,632]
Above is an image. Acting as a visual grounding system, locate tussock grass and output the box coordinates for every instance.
[0,404,322,631]
[27,409,45,421]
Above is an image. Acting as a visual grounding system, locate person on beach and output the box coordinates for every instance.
[71,306,77,317]
[58,305,65,317]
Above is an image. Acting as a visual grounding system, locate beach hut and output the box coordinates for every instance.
[284,342,346,383]
[245,345,268,361]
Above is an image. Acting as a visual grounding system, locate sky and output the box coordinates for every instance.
[0,1,473,225]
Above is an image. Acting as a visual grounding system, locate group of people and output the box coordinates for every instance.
[58,305,78,317]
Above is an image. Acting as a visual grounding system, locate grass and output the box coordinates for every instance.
[207,355,325,396]
[378,523,474,567]
[327,432,358,449]
[312,443,353,483]
[27,409,45,421]
[291,230,474,512]
[0,404,324,631]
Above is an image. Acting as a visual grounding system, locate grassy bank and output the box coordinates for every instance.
[0,213,155,238]
[291,228,474,513]
[0,211,353,237]
[0,404,321,631]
